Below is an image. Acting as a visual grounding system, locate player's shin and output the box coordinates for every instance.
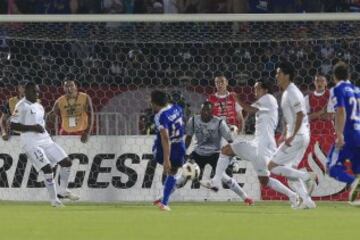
[58,167,71,194]
[161,175,177,206]
[43,173,58,202]
[222,174,248,200]
[267,177,296,199]
[270,165,309,181]
[212,153,230,187]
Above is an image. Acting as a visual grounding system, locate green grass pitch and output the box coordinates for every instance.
[0,201,358,240]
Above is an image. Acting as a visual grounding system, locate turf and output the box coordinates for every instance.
[0,201,358,240]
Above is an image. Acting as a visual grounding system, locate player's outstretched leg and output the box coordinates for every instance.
[222,174,253,206]
[265,177,300,208]
[153,173,187,207]
[41,164,63,207]
[57,158,79,201]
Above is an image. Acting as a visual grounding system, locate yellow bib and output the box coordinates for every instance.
[58,92,89,132]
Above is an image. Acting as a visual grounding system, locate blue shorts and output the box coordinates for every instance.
[153,142,185,168]
[327,144,360,174]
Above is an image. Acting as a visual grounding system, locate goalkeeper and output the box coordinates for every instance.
[185,101,253,205]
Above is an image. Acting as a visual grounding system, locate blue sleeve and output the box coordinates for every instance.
[155,113,170,131]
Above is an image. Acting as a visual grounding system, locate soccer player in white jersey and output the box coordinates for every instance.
[201,80,300,208]
[10,82,79,207]
[267,62,316,209]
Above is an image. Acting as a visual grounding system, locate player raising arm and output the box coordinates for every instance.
[10,82,79,207]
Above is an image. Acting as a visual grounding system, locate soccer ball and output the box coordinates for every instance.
[182,162,201,180]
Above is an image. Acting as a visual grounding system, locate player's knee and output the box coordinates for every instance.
[221,145,234,156]
[59,158,72,167]
[258,176,269,187]
[41,164,53,174]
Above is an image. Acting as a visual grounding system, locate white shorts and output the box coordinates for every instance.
[24,142,68,172]
[271,134,310,166]
[230,140,276,176]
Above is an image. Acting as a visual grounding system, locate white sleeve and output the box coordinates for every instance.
[304,95,310,114]
[10,103,25,124]
[251,96,269,112]
[289,91,305,113]
[235,102,243,113]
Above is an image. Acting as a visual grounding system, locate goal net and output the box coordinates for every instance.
[0,14,359,202]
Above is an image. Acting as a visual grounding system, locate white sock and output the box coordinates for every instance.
[59,167,71,194]
[290,179,311,202]
[222,173,248,200]
[212,153,230,187]
[43,173,58,202]
[267,177,296,198]
[271,166,309,181]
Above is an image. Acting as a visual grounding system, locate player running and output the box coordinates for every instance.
[267,62,316,209]
[151,90,186,211]
[327,61,360,204]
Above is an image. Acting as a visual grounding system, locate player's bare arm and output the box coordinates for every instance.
[0,113,10,140]
[160,128,171,174]
[237,99,258,114]
[334,106,346,149]
[81,94,94,143]
[285,111,304,146]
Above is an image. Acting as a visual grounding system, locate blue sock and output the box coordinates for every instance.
[161,175,176,206]
[329,165,355,184]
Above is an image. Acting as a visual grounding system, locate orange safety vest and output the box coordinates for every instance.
[57,92,89,133]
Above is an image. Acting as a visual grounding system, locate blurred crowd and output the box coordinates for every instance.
[1,0,360,14]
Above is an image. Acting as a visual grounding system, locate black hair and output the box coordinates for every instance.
[24,81,36,91]
[278,61,295,81]
[257,79,273,94]
[333,61,349,81]
[151,90,168,107]
[201,101,213,109]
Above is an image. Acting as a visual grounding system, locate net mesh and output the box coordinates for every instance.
[0,20,354,201]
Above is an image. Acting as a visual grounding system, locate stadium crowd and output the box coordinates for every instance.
[1,0,360,14]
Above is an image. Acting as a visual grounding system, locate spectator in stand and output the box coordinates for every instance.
[163,0,179,13]
[227,0,249,13]
[271,0,296,13]
[249,0,271,13]
[304,74,335,135]
[207,76,244,133]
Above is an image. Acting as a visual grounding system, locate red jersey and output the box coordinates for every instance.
[208,92,240,127]
[309,89,334,135]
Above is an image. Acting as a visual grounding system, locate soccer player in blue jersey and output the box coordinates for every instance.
[327,61,360,203]
[151,90,186,211]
